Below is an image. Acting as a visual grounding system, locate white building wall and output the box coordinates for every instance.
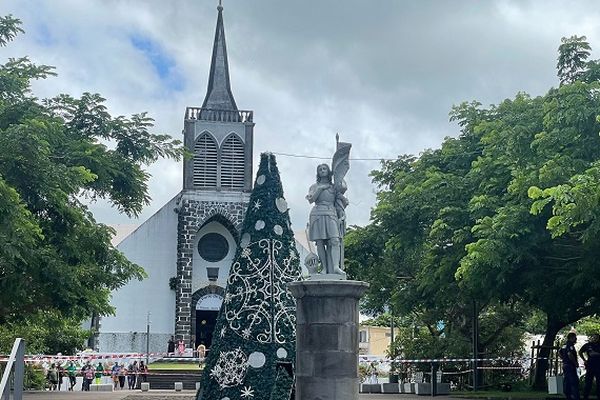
[98,196,179,353]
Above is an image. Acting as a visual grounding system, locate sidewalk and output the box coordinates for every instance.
[21,390,453,400]
[22,390,195,400]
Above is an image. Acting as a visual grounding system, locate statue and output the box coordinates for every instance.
[305,135,351,278]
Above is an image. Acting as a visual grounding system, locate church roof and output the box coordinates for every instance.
[201,4,238,111]
[109,224,139,246]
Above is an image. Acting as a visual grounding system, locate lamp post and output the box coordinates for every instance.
[381,287,399,384]
[472,301,479,391]
[146,312,151,365]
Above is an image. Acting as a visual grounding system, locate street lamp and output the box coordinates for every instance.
[380,288,399,383]
[146,312,151,365]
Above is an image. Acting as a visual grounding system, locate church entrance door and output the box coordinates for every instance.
[195,310,218,348]
[194,293,223,349]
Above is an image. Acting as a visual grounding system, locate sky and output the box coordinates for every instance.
[2,0,600,231]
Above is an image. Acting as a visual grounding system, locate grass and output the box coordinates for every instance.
[148,362,203,370]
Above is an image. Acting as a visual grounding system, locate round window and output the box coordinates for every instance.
[197,233,229,262]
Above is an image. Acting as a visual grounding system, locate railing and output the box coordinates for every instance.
[185,107,253,123]
[0,338,25,400]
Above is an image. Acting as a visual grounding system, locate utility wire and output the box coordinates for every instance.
[271,150,483,161]
[271,151,394,161]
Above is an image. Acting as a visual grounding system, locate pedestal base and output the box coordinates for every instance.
[288,280,369,400]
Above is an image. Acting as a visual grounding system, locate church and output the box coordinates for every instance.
[96,4,310,354]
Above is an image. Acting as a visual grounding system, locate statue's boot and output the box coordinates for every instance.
[316,240,328,274]
[329,238,344,275]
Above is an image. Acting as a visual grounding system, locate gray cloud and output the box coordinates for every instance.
[2,0,600,229]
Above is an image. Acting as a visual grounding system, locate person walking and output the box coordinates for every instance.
[94,362,104,385]
[138,361,148,387]
[127,361,138,389]
[56,363,65,391]
[560,332,580,400]
[80,362,92,391]
[46,363,59,391]
[66,361,77,391]
[118,362,126,389]
[111,362,121,390]
[579,333,600,400]
[167,335,176,356]
[177,339,185,356]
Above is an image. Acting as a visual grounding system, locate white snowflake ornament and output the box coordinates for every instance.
[241,386,254,398]
[209,348,248,388]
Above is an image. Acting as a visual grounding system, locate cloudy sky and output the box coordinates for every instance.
[2,0,600,230]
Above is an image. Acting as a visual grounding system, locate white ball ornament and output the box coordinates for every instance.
[275,198,288,213]
[276,348,288,359]
[274,225,283,235]
[256,175,266,185]
[255,220,265,231]
[248,352,266,368]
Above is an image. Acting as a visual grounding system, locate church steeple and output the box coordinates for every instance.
[202,3,238,111]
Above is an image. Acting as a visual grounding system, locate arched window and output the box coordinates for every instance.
[193,133,218,187]
[220,134,245,190]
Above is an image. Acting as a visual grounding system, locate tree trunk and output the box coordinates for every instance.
[533,319,562,390]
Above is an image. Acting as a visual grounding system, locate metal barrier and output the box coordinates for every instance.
[0,338,25,400]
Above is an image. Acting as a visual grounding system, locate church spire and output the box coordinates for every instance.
[202,2,238,111]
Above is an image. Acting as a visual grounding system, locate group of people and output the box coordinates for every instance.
[106,360,148,390]
[45,360,148,391]
[167,335,207,359]
[166,335,186,356]
[561,333,600,400]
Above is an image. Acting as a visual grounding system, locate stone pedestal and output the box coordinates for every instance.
[288,280,369,400]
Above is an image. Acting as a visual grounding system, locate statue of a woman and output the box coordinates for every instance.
[306,163,348,275]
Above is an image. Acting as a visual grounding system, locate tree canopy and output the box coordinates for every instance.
[346,35,600,387]
[0,15,182,351]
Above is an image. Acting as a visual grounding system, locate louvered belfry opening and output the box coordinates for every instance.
[220,134,245,190]
[193,133,218,188]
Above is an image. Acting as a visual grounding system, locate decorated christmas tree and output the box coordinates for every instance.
[198,152,301,400]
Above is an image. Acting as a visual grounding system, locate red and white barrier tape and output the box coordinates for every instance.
[359,356,546,364]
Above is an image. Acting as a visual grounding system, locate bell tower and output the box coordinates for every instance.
[175,3,254,346]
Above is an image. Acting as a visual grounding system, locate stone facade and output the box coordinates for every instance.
[175,193,249,343]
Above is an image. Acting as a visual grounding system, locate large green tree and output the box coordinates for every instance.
[347,35,600,388]
[0,15,182,350]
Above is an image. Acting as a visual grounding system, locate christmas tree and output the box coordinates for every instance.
[198,153,301,400]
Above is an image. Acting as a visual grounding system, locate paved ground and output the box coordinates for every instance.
[22,391,194,400]
[20,390,453,400]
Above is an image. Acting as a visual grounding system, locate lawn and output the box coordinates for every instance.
[148,362,203,370]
